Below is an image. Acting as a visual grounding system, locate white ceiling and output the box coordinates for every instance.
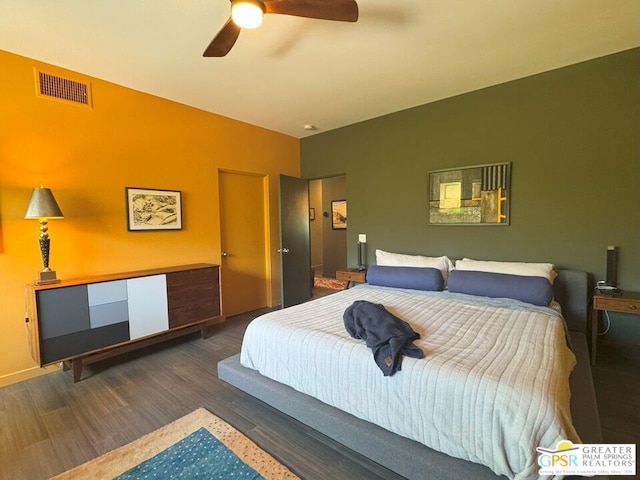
[1,1,639,138]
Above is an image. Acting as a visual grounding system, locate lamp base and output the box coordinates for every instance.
[36,269,61,285]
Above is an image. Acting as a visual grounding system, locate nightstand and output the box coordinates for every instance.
[336,268,367,287]
[591,290,640,365]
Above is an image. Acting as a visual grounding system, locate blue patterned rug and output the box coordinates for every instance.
[51,408,299,480]
[115,427,263,480]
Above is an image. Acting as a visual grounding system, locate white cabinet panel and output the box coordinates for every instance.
[87,280,128,306]
[126,275,169,340]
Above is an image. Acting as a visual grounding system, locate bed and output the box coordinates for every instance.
[218,264,602,480]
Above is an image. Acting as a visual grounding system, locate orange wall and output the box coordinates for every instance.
[0,50,300,386]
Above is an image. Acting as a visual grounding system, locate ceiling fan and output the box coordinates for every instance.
[203,0,359,57]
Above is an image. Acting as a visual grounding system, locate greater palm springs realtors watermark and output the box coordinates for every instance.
[537,440,636,476]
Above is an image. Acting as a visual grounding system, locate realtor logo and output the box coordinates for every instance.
[537,441,580,469]
[537,440,636,476]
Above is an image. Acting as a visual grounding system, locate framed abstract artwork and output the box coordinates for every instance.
[428,162,511,226]
[126,187,183,231]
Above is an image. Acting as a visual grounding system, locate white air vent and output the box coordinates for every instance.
[35,70,92,107]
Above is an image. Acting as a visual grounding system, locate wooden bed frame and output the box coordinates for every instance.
[218,270,602,479]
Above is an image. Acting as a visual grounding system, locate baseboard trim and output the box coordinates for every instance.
[0,364,59,387]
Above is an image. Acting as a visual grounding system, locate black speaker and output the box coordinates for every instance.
[356,241,366,270]
[606,245,618,287]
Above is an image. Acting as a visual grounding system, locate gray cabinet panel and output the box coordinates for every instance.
[41,321,130,364]
[89,301,129,328]
[37,286,90,340]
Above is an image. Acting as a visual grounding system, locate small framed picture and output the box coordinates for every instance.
[126,187,183,231]
[309,208,315,221]
[331,200,347,229]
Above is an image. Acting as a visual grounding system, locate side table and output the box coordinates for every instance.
[591,290,640,365]
[336,269,367,288]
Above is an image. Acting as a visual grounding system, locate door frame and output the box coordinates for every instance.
[307,174,348,279]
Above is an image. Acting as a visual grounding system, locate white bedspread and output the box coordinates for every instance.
[240,285,580,479]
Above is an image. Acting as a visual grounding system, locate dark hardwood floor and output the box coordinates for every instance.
[591,339,640,446]
[1,290,638,480]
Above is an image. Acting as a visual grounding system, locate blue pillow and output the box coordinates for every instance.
[367,265,444,291]
[447,270,553,306]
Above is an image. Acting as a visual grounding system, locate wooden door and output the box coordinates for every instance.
[219,171,268,316]
[279,174,311,308]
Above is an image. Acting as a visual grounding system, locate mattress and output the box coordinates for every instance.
[240,284,580,480]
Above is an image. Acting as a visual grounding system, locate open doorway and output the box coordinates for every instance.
[309,175,348,291]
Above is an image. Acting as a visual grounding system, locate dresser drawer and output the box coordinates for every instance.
[594,295,640,314]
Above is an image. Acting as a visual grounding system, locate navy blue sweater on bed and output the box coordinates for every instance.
[343,300,424,376]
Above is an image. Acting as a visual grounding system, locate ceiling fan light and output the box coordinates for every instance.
[231,0,265,29]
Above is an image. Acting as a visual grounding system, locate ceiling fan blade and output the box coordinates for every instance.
[203,17,242,57]
[264,0,358,22]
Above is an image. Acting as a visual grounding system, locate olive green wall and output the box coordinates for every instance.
[320,175,347,277]
[301,48,640,344]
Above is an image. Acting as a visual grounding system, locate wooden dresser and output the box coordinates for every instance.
[26,263,224,382]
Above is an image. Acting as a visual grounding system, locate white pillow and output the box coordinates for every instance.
[375,249,454,282]
[455,258,557,284]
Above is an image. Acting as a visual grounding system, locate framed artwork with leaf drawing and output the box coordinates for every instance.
[126,187,183,231]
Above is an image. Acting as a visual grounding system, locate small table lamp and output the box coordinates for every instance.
[24,186,64,285]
